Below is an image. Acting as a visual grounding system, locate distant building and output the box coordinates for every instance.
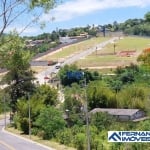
[25,39,45,48]
[90,108,145,121]
[59,36,76,44]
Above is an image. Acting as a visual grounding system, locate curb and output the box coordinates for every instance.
[2,127,55,150]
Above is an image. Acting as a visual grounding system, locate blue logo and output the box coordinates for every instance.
[108,132,121,141]
[108,131,150,142]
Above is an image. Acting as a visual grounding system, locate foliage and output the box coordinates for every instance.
[0,89,10,114]
[116,84,148,110]
[87,81,116,110]
[90,112,115,131]
[138,48,150,66]
[63,83,84,126]
[74,133,86,150]
[34,84,58,106]
[0,33,35,112]
[15,95,45,133]
[113,12,150,36]
[0,0,58,37]
[144,12,150,22]
[59,64,101,86]
[109,64,140,91]
[59,64,80,86]
[56,128,73,145]
[13,83,58,133]
[35,106,66,139]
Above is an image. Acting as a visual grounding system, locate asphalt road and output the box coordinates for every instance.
[35,37,119,84]
[0,118,55,150]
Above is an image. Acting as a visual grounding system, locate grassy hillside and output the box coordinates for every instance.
[76,36,150,68]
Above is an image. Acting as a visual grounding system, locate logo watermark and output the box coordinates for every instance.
[108,131,150,142]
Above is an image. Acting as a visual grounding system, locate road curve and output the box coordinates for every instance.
[0,118,55,150]
[35,37,119,84]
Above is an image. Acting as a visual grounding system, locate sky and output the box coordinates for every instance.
[2,0,150,36]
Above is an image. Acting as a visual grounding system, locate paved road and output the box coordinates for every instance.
[30,61,48,66]
[35,37,119,84]
[0,118,55,150]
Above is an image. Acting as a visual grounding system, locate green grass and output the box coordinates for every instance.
[39,37,110,61]
[76,36,150,69]
[6,126,76,150]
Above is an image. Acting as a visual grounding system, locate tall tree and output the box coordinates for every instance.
[0,33,35,112]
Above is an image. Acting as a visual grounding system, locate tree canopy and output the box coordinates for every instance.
[0,33,35,112]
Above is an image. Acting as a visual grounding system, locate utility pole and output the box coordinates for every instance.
[28,93,31,139]
[3,96,6,128]
[83,74,90,150]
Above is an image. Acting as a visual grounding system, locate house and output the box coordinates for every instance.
[90,108,145,121]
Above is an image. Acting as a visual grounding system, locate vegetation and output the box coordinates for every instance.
[0,33,35,113]
[1,11,150,150]
[0,0,58,38]
[118,12,150,36]
[76,36,150,68]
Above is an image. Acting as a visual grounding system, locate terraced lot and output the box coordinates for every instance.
[76,36,150,69]
[36,37,110,62]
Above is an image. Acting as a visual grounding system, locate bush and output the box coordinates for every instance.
[13,114,21,129]
[74,133,86,150]
[90,112,115,131]
[20,117,29,134]
[56,128,73,145]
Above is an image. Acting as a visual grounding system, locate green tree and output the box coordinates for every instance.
[90,112,115,131]
[35,106,66,139]
[34,84,58,106]
[51,30,59,41]
[144,12,150,22]
[0,33,35,112]
[116,84,148,110]
[58,64,81,86]
[87,81,116,110]
[63,83,84,126]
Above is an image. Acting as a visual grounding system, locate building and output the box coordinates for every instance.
[90,108,145,121]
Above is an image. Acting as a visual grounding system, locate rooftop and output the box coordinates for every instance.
[90,108,140,116]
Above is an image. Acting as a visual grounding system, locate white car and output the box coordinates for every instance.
[55,63,61,69]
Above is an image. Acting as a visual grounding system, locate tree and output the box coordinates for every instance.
[15,96,44,133]
[0,0,58,38]
[34,84,58,106]
[87,81,116,110]
[90,112,115,131]
[35,106,66,139]
[116,84,148,110]
[0,33,35,112]
[58,64,82,86]
[51,30,59,41]
[63,83,84,126]
[144,12,150,22]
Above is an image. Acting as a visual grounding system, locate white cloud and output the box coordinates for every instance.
[40,0,150,22]
[4,26,39,36]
